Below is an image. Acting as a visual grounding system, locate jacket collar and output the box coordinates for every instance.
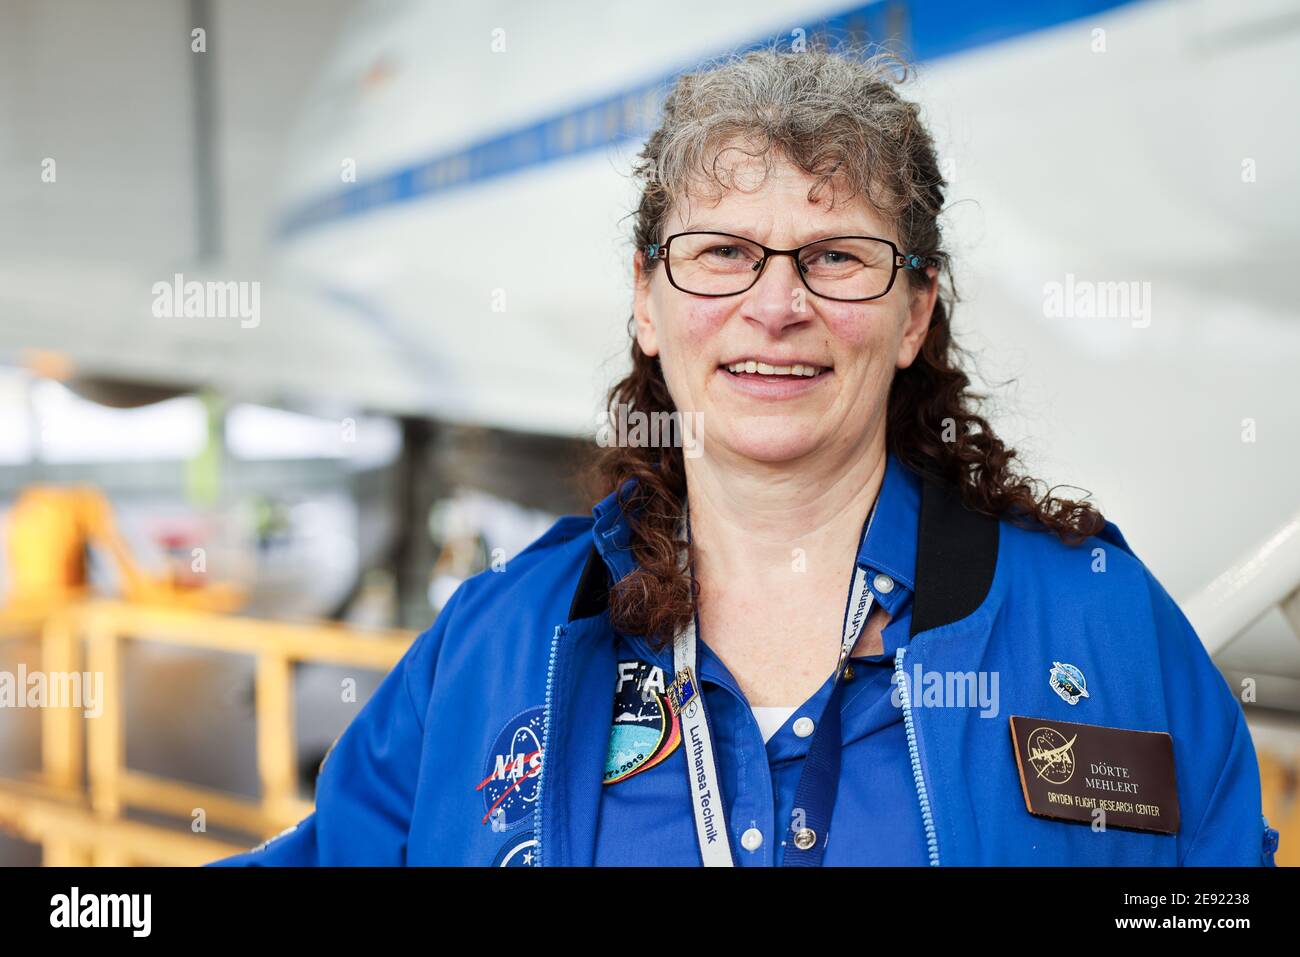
[859,450,920,594]
[590,477,639,586]
[571,451,997,638]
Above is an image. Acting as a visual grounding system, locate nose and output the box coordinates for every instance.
[740,253,810,335]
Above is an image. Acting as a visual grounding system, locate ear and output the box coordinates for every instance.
[896,266,938,370]
[633,249,661,357]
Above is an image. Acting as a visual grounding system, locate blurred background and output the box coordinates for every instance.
[0,0,1296,865]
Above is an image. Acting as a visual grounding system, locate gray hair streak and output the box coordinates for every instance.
[630,40,950,290]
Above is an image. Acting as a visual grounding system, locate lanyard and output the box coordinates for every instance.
[668,502,878,866]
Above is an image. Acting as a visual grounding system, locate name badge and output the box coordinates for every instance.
[1008,715,1180,835]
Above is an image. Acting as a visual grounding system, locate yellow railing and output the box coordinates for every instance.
[0,601,416,865]
[2,602,1296,866]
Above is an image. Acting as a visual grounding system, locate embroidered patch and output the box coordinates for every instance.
[476,706,545,830]
[491,830,537,867]
[604,659,681,785]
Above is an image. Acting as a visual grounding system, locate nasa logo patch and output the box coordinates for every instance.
[604,659,681,785]
[491,830,538,867]
[476,706,545,831]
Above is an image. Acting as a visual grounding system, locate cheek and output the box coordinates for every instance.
[662,299,732,356]
[820,303,899,356]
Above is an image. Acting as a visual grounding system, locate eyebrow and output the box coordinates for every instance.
[679,224,872,244]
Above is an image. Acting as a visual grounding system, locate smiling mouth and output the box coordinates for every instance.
[721,360,831,379]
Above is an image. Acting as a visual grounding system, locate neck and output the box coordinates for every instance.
[684,432,888,588]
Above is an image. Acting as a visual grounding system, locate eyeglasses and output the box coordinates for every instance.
[644,231,937,302]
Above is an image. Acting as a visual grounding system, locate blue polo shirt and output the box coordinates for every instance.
[593,456,931,866]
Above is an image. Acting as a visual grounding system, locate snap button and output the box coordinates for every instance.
[792,827,817,850]
[793,716,815,738]
[741,827,763,852]
[873,573,894,594]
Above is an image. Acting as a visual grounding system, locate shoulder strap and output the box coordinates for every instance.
[568,545,610,622]
[910,476,1000,637]
[569,475,1000,635]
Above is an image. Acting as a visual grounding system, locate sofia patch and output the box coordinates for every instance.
[477,706,545,831]
[604,659,681,785]
[1049,661,1090,706]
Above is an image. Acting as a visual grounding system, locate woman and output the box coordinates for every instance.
[214,46,1277,866]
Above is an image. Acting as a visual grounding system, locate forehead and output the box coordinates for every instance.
[665,150,894,243]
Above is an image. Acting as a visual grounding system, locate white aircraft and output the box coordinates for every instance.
[2,0,1298,710]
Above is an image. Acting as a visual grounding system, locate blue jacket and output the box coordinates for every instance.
[211,453,1279,866]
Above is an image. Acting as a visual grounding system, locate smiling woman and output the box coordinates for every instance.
[602,44,1105,652]
[211,40,1276,869]
[585,41,1271,866]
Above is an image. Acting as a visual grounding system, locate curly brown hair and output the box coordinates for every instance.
[590,41,1106,647]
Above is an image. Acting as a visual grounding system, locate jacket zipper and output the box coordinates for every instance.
[532,624,564,867]
[895,645,940,866]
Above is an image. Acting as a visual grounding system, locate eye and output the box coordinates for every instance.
[806,248,863,267]
[703,244,746,261]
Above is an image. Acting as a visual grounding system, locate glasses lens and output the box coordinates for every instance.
[667,233,766,295]
[797,237,895,300]
[666,234,896,300]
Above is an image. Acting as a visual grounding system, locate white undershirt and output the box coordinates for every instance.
[751,705,799,743]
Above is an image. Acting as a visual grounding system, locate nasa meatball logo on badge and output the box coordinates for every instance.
[476,706,545,831]
[1023,725,1077,785]
[604,659,681,785]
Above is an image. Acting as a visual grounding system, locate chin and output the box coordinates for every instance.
[711,415,825,464]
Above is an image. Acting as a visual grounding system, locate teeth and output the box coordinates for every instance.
[725,361,824,377]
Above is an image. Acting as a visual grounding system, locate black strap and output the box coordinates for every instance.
[909,475,1000,637]
[568,473,999,633]
[567,545,609,622]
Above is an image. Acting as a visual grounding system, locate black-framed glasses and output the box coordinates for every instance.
[644,230,937,302]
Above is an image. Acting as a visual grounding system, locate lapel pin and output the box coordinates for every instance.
[1049,661,1089,705]
[666,666,697,715]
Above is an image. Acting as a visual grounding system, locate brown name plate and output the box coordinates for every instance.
[1009,715,1180,835]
